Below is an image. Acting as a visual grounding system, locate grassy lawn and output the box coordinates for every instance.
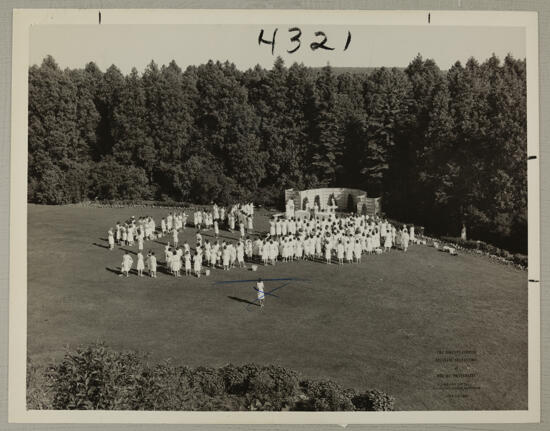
[27,204,528,410]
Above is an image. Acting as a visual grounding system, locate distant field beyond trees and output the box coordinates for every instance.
[27,54,527,252]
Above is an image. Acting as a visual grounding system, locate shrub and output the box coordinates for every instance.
[296,379,355,411]
[246,365,300,410]
[136,363,194,410]
[219,363,252,396]
[439,236,521,264]
[352,389,395,411]
[31,344,394,411]
[513,253,528,267]
[47,343,147,410]
[188,366,226,397]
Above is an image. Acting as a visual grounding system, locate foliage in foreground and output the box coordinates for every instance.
[27,344,394,411]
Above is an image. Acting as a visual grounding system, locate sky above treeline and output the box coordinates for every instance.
[30,24,526,73]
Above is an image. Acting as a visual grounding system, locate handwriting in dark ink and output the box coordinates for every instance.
[344,30,352,51]
[258,28,352,55]
[310,31,335,51]
[287,27,302,54]
[258,28,278,55]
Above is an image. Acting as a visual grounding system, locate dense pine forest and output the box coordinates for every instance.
[28,54,527,252]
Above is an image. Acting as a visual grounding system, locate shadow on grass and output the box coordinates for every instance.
[228,296,260,307]
[119,248,137,255]
[106,267,121,275]
[92,242,110,250]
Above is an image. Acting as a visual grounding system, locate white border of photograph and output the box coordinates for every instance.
[9,8,540,424]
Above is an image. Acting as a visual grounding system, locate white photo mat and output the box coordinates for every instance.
[8,8,541,424]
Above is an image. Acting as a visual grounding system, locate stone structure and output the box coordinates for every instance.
[284,187,381,216]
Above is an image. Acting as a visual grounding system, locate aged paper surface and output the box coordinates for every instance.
[9,8,540,424]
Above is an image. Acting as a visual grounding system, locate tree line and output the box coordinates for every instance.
[28,54,527,252]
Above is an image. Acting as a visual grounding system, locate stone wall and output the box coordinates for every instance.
[285,187,381,214]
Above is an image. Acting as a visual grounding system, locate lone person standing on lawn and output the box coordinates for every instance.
[256,278,265,308]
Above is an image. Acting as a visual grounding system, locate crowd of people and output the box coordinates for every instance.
[107,201,416,279]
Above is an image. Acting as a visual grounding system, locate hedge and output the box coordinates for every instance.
[439,236,527,267]
[27,344,395,411]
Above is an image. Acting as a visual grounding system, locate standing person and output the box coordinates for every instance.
[149,251,157,278]
[136,251,145,277]
[108,228,115,250]
[184,250,192,276]
[229,213,235,231]
[172,228,179,248]
[410,225,415,243]
[245,237,253,262]
[172,250,181,277]
[384,227,393,252]
[239,220,245,239]
[402,227,410,252]
[120,251,133,277]
[210,243,218,268]
[222,245,230,271]
[115,222,121,245]
[275,218,282,237]
[247,214,253,233]
[137,235,144,253]
[269,218,276,237]
[167,213,173,231]
[256,278,265,309]
[166,250,173,275]
[261,240,270,266]
[121,226,128,246]
[236,241,245,268]
[325,242,332,264]
[127,225,135,246]
[336,241,344,265]
[214,219,219,238]
[345,239,354,264]
[354,238,362,263]
[194,251,202,278]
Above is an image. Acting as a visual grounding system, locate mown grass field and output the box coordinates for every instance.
[27,204,528,410]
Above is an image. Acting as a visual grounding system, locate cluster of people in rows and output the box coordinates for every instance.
[110,203,255,277]
[110,202,416,278]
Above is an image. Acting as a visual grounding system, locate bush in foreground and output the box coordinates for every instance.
[28,344,394,411]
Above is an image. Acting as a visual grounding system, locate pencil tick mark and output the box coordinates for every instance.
[428,13,431,24]
[99,11,102,25]
[527,155,537,160]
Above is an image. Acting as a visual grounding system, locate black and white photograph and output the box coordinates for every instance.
[8,8,540,424]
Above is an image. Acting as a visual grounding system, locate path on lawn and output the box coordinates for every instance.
[27,204,528,410]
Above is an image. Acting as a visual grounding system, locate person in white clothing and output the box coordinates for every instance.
[136,251,145,277]
[149,251,157,278]
[194,252,202,278]
[402,228,410,252]
[256,278,265,308]
[120,251,133,277]
[108,229,115,250]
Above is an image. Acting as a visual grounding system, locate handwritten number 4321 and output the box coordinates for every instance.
[259,28,352,55]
